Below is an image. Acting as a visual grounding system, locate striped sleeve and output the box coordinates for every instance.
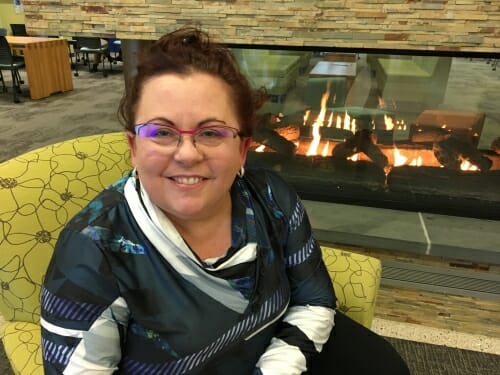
[41,296,128,374]
[256,306,335,374]
[41,229,128,374]
[256,173,336,374]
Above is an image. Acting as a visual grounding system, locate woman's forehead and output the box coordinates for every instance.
[136,73,239,125]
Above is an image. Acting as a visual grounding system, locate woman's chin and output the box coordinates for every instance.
[164,203,208,220]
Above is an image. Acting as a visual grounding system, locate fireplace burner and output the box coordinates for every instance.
[246,107,500,220]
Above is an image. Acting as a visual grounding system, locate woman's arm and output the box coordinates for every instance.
[41,229,127,374]
[253,171,336,374]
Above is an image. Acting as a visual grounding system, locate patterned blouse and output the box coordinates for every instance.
[41,168,336,374]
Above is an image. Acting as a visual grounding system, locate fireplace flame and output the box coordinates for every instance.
[321,141,330,157]
[460,159,479,171]
[303,109,311,125]
[277,84,486,173]
[306,81,332,155]
[348,153,360,161]
[384,115,394,131]
[305,82,361,156]
[409,156,423,167]
[306,122,321,156]
[393,147,407,166]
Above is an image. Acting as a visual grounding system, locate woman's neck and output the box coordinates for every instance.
[169,201,233,261]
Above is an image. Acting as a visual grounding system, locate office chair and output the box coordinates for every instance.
[0,36,25,103]
[488,58,498,71]
[73,36,110,77]
[107,37,122,64]
[10,24,28,36]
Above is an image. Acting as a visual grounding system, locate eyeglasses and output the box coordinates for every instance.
[133,123,242,149]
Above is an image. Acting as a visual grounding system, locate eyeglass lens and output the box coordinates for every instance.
[135,124,238,147]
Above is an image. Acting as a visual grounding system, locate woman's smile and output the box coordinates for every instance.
[169,175,207,185]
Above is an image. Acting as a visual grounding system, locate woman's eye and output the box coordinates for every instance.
[198,129,222,138]
[151,127,176,138]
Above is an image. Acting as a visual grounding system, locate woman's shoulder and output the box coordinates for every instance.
[244,167,293,192]
[66,174,130,232]
[244,167,298,215]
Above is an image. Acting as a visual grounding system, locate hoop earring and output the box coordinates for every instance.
[237,166,245,178]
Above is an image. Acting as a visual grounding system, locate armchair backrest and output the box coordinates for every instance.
[0,133,131,324]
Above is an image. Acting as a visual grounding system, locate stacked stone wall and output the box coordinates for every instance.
[22,0,500,52]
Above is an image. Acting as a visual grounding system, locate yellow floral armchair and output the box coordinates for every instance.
[0,132,381,374]
[0,133,131,374]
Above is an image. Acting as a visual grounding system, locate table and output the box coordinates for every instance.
[6,36,73,100]
[310,60,357,92]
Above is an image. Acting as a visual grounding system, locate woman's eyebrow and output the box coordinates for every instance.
[198,118,228,126]
[143,117,228,127]
[145,117,175,125]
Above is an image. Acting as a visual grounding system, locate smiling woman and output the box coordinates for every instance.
[38,27,409,375]
[125,72,249,250]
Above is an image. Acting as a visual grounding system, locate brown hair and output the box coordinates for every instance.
[118,27,266,137]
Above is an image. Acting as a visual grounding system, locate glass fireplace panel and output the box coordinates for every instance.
[232,47,500,219]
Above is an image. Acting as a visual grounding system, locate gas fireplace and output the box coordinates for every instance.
[234,48,500,220]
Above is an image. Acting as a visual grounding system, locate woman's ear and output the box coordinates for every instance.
[239,137,252,166]
[126,131,137,160]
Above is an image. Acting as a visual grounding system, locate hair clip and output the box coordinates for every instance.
[182,35,197,45]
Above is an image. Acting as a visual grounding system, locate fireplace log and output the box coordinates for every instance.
[413,110,485,147]
[258,112,305,130]
[410,125,451,143]
[253,128,297,157]
[331,129,389,169]
[246,152,386,190]
[257,113,283,129]
[247,151,333,170]
[299,126,354,141]
[433,136,493,171]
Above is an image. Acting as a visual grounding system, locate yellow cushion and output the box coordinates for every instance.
[321,246,382,328]
[1,321,42,375]
[0,132,131,324]
[0,133,131,374]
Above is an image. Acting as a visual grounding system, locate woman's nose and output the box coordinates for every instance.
[172,135,203,161]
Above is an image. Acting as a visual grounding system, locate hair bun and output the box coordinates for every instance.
[182,34,198,45]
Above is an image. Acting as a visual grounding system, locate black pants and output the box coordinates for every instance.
[308,311,410,374]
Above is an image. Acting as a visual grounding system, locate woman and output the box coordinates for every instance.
[41,28,409,374]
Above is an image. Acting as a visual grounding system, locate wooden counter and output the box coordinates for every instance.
[6,36,73,100]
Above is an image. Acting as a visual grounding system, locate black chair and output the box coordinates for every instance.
[487,58,498,71]
[10,24,28,36]
[0,36,25,103]
[73,37,110,77]
[106,38,122,65]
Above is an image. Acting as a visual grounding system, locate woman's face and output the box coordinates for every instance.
[128,72,250,223]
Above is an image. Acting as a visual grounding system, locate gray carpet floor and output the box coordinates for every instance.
[386,337,500,375]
